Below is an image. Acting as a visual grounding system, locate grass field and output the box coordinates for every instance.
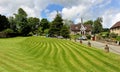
[0,36,120,72]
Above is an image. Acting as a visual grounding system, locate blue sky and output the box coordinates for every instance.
[41,4,63,18]
[0,0,120,28]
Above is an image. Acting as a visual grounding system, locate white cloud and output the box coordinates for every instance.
[47,11,57,21]
[0,0,120,28]
[62,5,87,19]
[0,0,50,17]
[102,9,120,28]
[98,0,111,8]
[111,13,120,26]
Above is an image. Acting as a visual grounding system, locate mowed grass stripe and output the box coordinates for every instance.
[74,42,120,68]
[51,41,71,72]
[56,42,79,72]
[0,53,26,72]
[62,41,108,72]
[23,42,41,54]
[59,40,101,72]
[28,42,43,56]
[69,41,120,71]
[0,50,33,70]
[80,43,120,64]
[34,42,47,58]
[55,40,86,72]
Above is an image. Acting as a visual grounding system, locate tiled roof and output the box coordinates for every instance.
[70,23,92,32]
[110,21,120,29]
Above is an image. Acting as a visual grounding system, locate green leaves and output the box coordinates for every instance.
[93,17,103,34]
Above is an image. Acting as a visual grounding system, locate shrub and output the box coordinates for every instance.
[86,35,91,39]
[2,28,14,33]
[116,36,120,41]
[109,33,118,38]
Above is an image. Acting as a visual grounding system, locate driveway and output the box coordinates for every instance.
[76,40,120,55]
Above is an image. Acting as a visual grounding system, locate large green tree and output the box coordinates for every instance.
[84,20,93,25]
[0,14,10,31]
[49,13,63,37]
[27,17,40,34]
[60,25,70,38]
[93,17,103,34]
[14,8,29,35]
[40,18,49,32]
[8,16,17,32]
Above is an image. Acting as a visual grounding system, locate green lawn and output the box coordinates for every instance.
[0,36,120,72]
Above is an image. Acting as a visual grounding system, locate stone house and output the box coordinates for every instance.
[110,21,120,36]
[70,23,92,35]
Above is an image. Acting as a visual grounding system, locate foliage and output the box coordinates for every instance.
[109,33,118,38]
[100,32,109,38]
[86,34,91,39]
[49,13,63,37]
[8,16,17,32]
[102,28,110,32]
[0,14,10,31]
[93,17,103,34]
[70,34,81,39]
[40,18,49,32]
[21,25,31,36]
[84,20,93,25]
[116,36,120,41]
[2,28,14,33]
[44,29,49,34]
[27,17,40,34]
[35,27,43,36]
[14,8,28,34]
[60,25,70,38]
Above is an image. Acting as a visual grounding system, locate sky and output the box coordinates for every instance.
[0,0,120,28]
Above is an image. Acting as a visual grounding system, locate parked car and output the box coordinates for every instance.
[57,36,63,39]
[78,36,87,40]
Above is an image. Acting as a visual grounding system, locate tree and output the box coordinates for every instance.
[0,14,10,31]
[27,17,40,34]
[102,28,110,32]
[49,12,63,36]
[40,18,49,32]
[14,8,28,34]
[84,20,93,25]
[60,25,70,38]
[35,27,43,36]
[8,16,17,32]
[93,17,103,34]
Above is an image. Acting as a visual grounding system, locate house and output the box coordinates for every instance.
[110,21,120,36]
[70,23,92,35]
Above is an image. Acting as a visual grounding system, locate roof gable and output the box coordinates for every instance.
[70,23,92,31]
[111,21,120,29]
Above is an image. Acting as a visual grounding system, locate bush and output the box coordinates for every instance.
[109,33,118,38]
[116,36,120,41]
[86,35,91,39]
[100,32,109,38]
[2,28,14,33]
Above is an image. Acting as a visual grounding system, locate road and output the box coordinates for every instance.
[75,40,120,55]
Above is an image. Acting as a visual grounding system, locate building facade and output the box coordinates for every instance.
[70,23,92,35]
[110,21,120,36]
